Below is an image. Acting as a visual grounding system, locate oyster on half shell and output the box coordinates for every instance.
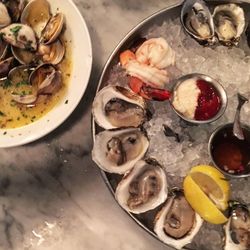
[224,201,250,250]
[115,159,168,214]
[154,189,203,250]
[181,0,215,44]
[213,4,245,46]
[92,85,148,130]
[92,128,149,174]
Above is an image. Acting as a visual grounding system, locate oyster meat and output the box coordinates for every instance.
[181,0,215,43]
[154,189,203,249]
[92,128,149,174]
[213,4,245,46]
[224,201,250,250]
[92,85,148,129]
[115,159,168,214]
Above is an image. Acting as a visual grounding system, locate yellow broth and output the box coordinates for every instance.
[0,43,72,129]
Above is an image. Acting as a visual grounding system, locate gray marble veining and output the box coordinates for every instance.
[0,0,180,249]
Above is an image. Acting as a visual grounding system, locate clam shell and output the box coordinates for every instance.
[0,2,11,28]
[40,13,64,45]
[21,0,51,38]
[38,39,65,65]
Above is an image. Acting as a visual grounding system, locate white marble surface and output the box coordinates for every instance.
[0,0,182,249]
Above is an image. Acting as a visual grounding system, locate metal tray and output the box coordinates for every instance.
[92,1,250,249]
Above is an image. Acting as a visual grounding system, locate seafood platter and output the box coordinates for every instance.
[0,0,92,147]
[92,0,250,249]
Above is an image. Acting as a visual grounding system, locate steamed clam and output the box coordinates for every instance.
[92,85,149,130]
[224,201,250,250]
[181,0,215,44]
[0,2,11,28]
[21,0,51,37]
[38,39,65,65]
[0,0,66,112]
[0,57,14,79]
[154,189,203,250]
[40,13,64,45]
[92,128,149,174]
[213,4,245,46]
[0,23,37,51]
[115,159,168,214]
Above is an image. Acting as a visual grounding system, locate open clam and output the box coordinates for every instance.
[115,159,168,214]
[92,85,148,130]
[11,46,37,65]
[21,0,51,38]
[4,0,26,22]
[40,13,64,45]
[0,2,11,28]
[213,4,245,46]
[0,40,8,61]
[181,0,215,44]
[0,23,37,51]
[92,128,149,174]
[38,39,65,65]
[154,189,203,250]
[29,64,62,95]
[224,201,250,250]
[8,65,37,105]
[0,57,14,79]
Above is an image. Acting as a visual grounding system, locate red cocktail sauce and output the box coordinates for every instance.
[195,80,221,120]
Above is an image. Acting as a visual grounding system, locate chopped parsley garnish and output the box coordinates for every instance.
[16,80,29,87]
[2,79,12,89]
[10,25,22,38]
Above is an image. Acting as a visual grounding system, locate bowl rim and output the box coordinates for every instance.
[208,122,250,178]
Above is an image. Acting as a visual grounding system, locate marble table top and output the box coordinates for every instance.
[0,0,181,249]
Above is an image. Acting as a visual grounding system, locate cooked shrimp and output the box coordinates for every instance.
[135,37,175,69]
[125,60,169,88]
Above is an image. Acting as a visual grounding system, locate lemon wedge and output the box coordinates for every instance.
[183,165,230,224]
[189,165,230,211]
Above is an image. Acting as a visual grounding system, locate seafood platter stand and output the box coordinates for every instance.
[0,0,250,250]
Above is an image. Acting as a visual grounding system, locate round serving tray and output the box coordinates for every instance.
[92,1,250,249]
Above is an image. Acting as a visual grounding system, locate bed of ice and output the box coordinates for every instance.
[106,15,250,250]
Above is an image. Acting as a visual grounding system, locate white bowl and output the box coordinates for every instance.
[0,0,92,148]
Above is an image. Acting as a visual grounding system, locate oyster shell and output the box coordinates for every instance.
[115,159,168,214]
[154,189,203,250]
[92,128,149,174]
[0,24,37,51]
[181,0,215,44]
[92,85,148,130]
[21,0,51,38]
[0,2,11,28]
[224,201,250,250]
[213,4,245,46]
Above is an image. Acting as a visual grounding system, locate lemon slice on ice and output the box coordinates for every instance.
[183,165,230,224]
